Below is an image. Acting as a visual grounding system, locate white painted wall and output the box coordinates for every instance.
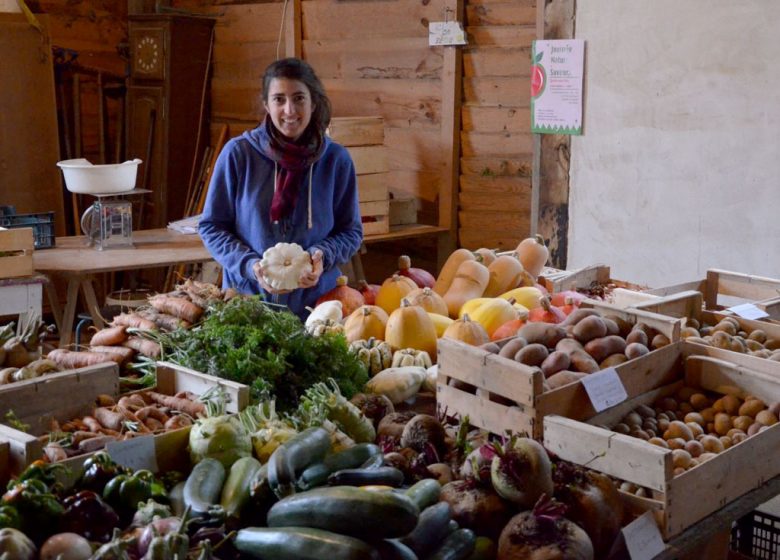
[568,1,780,288]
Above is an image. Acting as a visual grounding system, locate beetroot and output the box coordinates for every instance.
[440,478,511,540]
[490,437,553,509]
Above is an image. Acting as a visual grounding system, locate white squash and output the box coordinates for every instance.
[259,242,313,290]
[365,366,426,404]
[305,300,343,330]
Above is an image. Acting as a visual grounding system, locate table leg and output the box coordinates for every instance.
[43,277,63,334]
[59,277,80,348]
[80,276,105,329]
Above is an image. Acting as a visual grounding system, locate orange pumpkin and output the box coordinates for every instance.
[385,299,438,360]
[375,274,418,314]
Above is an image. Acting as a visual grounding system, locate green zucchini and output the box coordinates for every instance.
[268,427,331,498]
[183,458,226,515]
[425,528,476,560]
[399,501,452,557]
[374,539,419,560]
[327,466,405,487]
[298,443,381,490]
[360,452,386,469]
[404,478,441,510]
[267,485,419,539]
[220,456,262,518]
[234,527,380,560]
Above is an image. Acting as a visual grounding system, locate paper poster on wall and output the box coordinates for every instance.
[531,39,585,135]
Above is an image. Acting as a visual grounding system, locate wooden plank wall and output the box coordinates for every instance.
[459,0,535,251]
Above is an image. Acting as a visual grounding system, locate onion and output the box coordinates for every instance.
[396,255,436,288]
[358,280,381,305]
[40,533,92,560]
[137,517,181,557]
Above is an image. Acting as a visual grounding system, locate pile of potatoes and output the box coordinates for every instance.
[610,384,780,477]
[682,315,780,360]
[479,308,671,392]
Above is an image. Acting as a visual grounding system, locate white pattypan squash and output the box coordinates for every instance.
[260,242,313,290]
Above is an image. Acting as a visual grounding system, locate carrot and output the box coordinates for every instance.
[89,325,128,347]
[122,336,161,359]
[144,417,164,432]
[138,309,191,332]
[94,407,125,432]
[118,394,146,411]
[146,391,206,417]
[47,349,123,369]
[164,415,193,430]
[71,431,101,445]
[78,435,117,453]
[82,416,103,433]
[135,406,169,423]
[96,394,116,407]
[90,346,135,364]
[148,294,204,324]
[112,312,157,331]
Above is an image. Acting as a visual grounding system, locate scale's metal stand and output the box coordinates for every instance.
[80,189,151,250]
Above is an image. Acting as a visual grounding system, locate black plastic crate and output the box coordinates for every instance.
[0,211,55,249]
[731,510,780,559]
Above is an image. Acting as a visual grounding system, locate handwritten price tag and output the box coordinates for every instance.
[726,303,769,320]
[428,21,467,46]
[107,436,158,473]
[623,511,665,560]
[581,367,628,412]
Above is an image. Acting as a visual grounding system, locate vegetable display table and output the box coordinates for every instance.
[33,228,212,347]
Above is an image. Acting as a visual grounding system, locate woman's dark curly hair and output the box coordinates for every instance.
[262,58,331,148]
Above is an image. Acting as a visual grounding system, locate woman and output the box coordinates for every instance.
[200,58,363,319]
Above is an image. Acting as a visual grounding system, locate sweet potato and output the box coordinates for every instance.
[89,325,128,347]
[148,294,204,324]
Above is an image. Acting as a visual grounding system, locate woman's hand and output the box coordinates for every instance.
[252,260,293,295]
[299,249,324,289]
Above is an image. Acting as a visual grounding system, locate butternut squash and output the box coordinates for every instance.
[406,287,448,316]
[442,314,489,346]
[473,248,497,266]
[483,253,526,297]
[385,299,438,361]
[427,312,455,337]
[498,286,544,310]
[375,274,418,315]
[442,259,490,318]
[433,248,476,295]
[515,235,549,279]
[344,305,389,343]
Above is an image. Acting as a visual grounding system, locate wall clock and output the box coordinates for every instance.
[135,35,160,74]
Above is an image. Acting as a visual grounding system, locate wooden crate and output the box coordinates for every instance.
[436,303,684,439]
[646,269,780,319]
[0,438,8,488]
[0,227,33,279]
[544,342,780,540]
[0,361,249,478]
[538,264,653,306]
[329,116,390,235]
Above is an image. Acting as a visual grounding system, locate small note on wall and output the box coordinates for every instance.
[429,21,467,46]
[531,39,585,135]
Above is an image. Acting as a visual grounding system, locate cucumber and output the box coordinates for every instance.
[374,539,419,560]
[328,466,404,487]
[220,456,262,518]
[234,527,380,560]
[404,478,441,510]
[299,443,381,490]
[267,485,420,539]
[360,452,386,469]
[268,427,331,498]
[183,458,226,515]
[425,528,476,560]
[399,501,452,557]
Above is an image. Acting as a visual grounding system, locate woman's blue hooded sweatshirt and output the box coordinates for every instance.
[199,122,363,319]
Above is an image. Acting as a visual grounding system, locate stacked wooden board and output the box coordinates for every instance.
[328,116,390,235]
[0,227,33,279]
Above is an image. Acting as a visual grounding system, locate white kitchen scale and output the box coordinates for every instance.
[80,189,150,250]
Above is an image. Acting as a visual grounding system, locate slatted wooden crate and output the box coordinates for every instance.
[328,116,390,235]
[538,264,654,307]
[0,361,249,481]
[544,342,780,540]
[0,438,8,487]
[436,302,683,438]
[0,227,33,279]
[646,269,780,319]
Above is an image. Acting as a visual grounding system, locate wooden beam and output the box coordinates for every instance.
[284,0,302,58]
[533,0,575,267]
[438,0,464,268]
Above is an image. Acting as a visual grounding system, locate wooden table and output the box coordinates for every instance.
[34,228,212,347]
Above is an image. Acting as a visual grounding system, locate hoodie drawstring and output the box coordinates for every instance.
[273,161,314,230]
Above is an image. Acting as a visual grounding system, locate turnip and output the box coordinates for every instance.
[497,495,594,560]
[400,414,446,455]
[440,478,511,539]
[490,436,553,509]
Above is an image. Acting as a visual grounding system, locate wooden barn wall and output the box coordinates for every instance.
[458,0,535,251]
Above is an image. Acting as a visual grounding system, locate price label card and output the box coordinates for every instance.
[581,367,628,412]
[428,21,467,46]
[107,436,158,473]
[623,511,665,560]
[726,303,769,320]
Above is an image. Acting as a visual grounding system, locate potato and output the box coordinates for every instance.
[540,350,571,378]
[601,317,620,336]
[721,394,742,415]
[719,436,733,450]
[560,308,600,327]
[678,402,694,415]
[671,449,692,469]
[689,393,710,411]
[747,329,767,343]
[698,452,718,463]
[680,326,700,339]
[498,337,528,359]
[686,422,704,438]
[755,410,779,427]
[700,407,716,423]
[712,398,726,413]
[571,316,609,344]
[664,421,694,441]
[514,343,549,367]
[625,328,649,347]
[699,435,725,454]
[745,339,764,352]
[684,412,704,426]
[545,370,587,391]
[600,353,628,368]
[516,323,567,348]
[713,320,737,335]
[710,331,731,350]
[684,439,703,458]
[648,437,669,448]
[714,413,733,436]
[666,438,686,450]
[624,412,643,427]
[656,418,670,432]
[651,334,671,349]
[555,338,583,353]
[612,423,631,435]
[726,428,746,439]
[732,432,748,444]
[568,349,600,373]
[732,415,753,432]
[673,467,687,477]
[624,342,650,360]
[658,397,679,412]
